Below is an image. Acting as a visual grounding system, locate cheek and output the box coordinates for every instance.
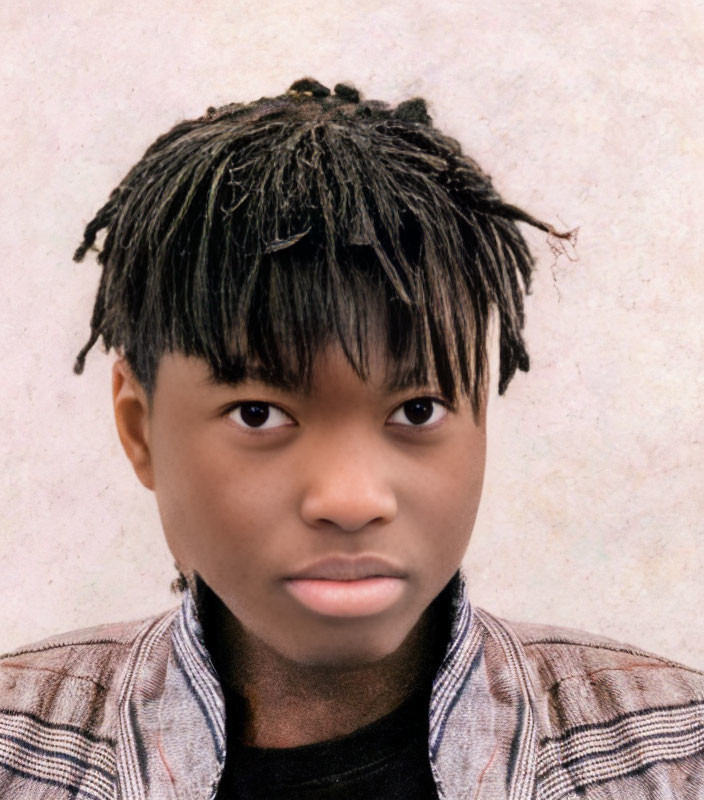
[151,430,270,568]
[414,430,486,564]
[152,439,309,595]
[454,431,487,527]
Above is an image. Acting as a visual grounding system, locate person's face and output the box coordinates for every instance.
[113,340,487,668]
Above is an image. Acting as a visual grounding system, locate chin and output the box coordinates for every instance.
[273,620,413,670]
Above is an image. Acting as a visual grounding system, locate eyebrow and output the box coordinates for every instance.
[202,364,439,395]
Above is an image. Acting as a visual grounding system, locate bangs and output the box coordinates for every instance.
[112,117,492,413]
[186,245,488,412]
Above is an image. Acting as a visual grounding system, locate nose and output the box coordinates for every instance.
[298,439,398,532]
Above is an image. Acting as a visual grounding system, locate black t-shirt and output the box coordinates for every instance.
[214,683,439,799]
[204,574,457,799]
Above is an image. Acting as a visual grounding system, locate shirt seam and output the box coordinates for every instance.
[0,660,109,690]
[522,638,704,676]
[0,638,130,660]
[547,662,704,694]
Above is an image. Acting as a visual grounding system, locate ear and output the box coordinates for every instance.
[112,358,155,490]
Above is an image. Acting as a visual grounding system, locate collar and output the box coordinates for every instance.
[116,567,537,799]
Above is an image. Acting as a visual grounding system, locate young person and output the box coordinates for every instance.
[1,78,702,799]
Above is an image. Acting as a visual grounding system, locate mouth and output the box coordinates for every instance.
[286,554,407,581]
[283,576,406,617]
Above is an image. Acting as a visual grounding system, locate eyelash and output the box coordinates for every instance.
[224,396,452,433]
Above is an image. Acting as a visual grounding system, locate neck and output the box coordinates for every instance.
[199,584,450,749]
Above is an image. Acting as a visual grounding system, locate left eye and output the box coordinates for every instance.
[227,402,293,430]
[388,397,449,428]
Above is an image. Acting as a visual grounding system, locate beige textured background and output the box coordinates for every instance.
[2,1,702,666]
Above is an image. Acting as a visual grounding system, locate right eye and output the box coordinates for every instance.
[227,402,295,431]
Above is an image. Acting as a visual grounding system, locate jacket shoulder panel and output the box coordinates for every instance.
[0,607,177,700]
[0,607,178,799]
[486,613,704,798]
[0,611,168,658]
[505,615,704,705]
[509,616,703,669]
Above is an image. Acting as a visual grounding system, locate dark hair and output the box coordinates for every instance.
[73,77,574,419]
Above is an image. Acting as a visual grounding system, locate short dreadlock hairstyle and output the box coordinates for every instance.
[73,77,572,419]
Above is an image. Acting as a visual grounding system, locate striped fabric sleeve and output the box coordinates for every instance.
[536,699,704,799]
[0,708,116,800]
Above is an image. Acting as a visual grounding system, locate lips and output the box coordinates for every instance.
[286,554,407,581]
[284,577,405,617]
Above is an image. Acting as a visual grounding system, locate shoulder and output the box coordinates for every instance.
[0,608,178,797]
[0,609,178,719]
[475,608,704,797]
[0,611,171,691]
[500,612,704,683]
